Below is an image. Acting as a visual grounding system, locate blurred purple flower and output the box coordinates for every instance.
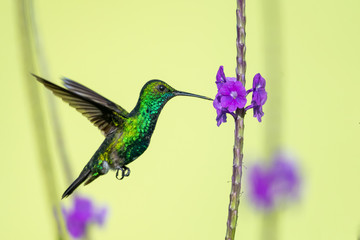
[246,73,267,122]
[248,152,301,211]
[62,196,108,238]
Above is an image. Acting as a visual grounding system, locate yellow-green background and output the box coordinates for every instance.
[1,0,359,239]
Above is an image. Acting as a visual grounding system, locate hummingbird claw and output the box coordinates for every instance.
[124,167,131,177]
[115,169,123,180]
[116,166,131,180]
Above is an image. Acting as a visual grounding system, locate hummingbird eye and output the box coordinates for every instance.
[158,84,166,92]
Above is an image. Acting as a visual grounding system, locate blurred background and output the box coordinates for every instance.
[1,0,359,239]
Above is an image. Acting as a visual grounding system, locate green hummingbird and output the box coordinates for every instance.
[33,74,212,199]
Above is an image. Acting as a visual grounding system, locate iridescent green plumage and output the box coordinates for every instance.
[33,75,211,199]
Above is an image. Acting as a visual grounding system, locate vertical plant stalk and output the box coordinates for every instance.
[28,0,74,185]
[236,0,246,85]
[16,0,68,239]
[225,0,246,240]
[260,0,283,239]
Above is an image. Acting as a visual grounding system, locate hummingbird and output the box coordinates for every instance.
[33,74,212,199]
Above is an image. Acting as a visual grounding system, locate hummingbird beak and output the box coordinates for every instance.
[174,90,213,101]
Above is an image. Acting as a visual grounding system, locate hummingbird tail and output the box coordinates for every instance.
[62,169,91,199]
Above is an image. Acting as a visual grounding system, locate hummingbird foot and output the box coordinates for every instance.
[116,166,131,180]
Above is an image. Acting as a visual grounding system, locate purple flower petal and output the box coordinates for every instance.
[219,81,247,110]
[216,66,226,83]
[253,73,266,88]
[214,93,229,126]
[213,93,222,110]
[216,66,226,90]
[216,109,228,126]
[252,89,267,106]
[253,105,264,122]
[219,84,231,95]
[227,77,237,82]
[236,96,247,107]
[220,95,234,108]
[227,101,238,112]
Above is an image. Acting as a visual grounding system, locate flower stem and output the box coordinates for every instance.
[225,0,246,240]
[226,110,245,240]
[17,0,68,239]
[28,0,74,185]
[236,0,246,85]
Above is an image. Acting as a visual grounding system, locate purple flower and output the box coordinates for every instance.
[62,196,108,238]
[246,73,267,122]
[219,81,247,112]
[214,66,246,126]
[214,66,267,125]
[247,151,300,211]
[252,73,267,105]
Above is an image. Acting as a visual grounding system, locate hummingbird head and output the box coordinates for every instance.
[138,80,212,104]
[131,80,212,116]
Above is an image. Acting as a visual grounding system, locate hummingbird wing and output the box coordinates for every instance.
[33,74,128,136]
[62,77,129,116]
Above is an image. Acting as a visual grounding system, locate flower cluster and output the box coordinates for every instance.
[213,66,267,126]
[62,196,108,238]
[247,151,301,211]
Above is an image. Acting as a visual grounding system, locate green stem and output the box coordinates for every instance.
[225,0,246,239]
[226,110,245,240]
[261,211,279,240]
[16,1,68,239]
[28,0,74,185]
[261,0,283,238]
[235,0,246,85]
